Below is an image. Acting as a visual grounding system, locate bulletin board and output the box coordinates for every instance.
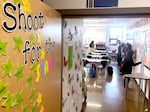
[62,19,83,112]
[0,0,61,112]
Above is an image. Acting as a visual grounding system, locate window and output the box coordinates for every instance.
[109,39,118,45]
[109,27,123,46]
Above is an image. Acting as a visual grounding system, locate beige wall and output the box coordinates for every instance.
[44,0,86,9]
[45,0,150,9]
[0,0,61,112]
[118,0,150,7]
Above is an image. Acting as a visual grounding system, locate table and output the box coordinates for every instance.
[87,54,106,59]
[93,49,107,53]
[91,52,108,56]
[83,57,110,75]
[83,58,109,63]
[124,73,150,98]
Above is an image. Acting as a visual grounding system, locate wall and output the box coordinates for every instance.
[0,0,61,112]
[45,0,150,9]
[118,0,150,7]
[44,0,86,9]
[62,19,83,112]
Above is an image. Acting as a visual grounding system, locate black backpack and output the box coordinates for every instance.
[107,66,113,75]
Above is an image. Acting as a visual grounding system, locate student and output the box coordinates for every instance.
[86,41,95,56]
[89,40,94,48]
[120,43,126,63]
[84,41,95,66]
[120,43,141,87]
[117,40,122,66]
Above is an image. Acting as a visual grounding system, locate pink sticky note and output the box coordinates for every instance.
[48,58,53,71]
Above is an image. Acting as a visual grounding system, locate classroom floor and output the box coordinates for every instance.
[83,61,150,112]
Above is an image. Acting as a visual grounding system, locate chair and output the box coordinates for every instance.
[110,50,117,61]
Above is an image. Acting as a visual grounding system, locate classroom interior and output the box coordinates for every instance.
[81,17,150,112]
[0,0,150,112]
[64,17,150,112]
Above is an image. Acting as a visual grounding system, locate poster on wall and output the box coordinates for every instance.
[94,0,118,7]
[87,0,118,8]
[62,19,83,112]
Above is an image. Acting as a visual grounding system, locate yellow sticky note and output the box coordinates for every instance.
[40,105,44,112]
[36,93,42,106]
[22,0,31,14]
[41,48,45,60]
[37,34,42,44]
[36,64,40,83]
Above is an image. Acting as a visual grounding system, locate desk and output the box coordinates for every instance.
[91,52,108,56]
[93,49,107,53]
[82,57,110,76]
[124,73,150,98]
[87,54,106,59]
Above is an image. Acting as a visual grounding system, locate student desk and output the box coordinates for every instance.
[91,52,108,56]
[93,49,107,53]
[83,58,110,75]
[83,58,109,63]
[87,54,104,59]
[124,73,150,98]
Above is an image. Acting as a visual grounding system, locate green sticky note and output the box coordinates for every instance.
[28,33,35,45]
[26,73,33,86]
[2,93,15,111]
[14,90,23,106]
[1,58,14,78]
[14,0,22,5]
[44,60,48,75]
[29,89,36,101]
[31,62,38,73]
[14,65,24,81]
[31,103,36,112]
[68,45,73,70]
[0,40,7,56]
[0,80,9,100]
[21,105,27,112]
[13,34,23,52]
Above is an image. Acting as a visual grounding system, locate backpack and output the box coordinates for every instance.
[89,64,96,78]
[107,66,113,75]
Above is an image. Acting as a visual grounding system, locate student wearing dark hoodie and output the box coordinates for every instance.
[121,43,141,87]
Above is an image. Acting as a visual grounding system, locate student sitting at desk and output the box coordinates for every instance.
[89,40,95,52]
[86,41,95,56]
[83,41,95,66]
